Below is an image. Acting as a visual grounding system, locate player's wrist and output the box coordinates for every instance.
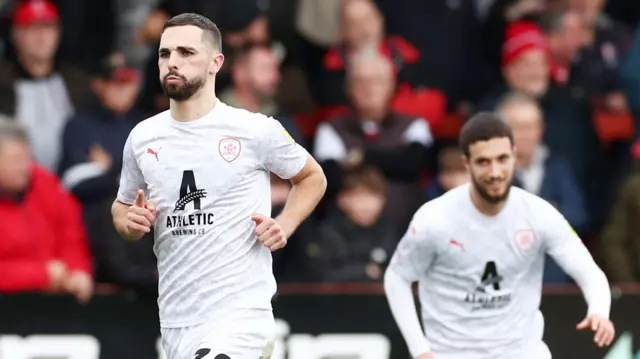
[274,214,298,239]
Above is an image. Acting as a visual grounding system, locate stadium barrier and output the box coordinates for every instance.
[0,284,638,359]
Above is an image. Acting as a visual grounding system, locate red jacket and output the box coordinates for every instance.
[0,165,92,292]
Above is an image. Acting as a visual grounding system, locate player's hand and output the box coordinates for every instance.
[576,314,615,347]
[251,214,287,251]
[126,190,157,237]
[416,352,435,359]
[63,271,94,305]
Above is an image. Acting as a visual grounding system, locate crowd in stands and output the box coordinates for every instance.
[1,0,640,303]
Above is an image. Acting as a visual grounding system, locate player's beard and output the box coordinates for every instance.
[470,171,513,205]
[161,71,205,101]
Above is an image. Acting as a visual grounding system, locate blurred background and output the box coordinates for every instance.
[0,0,640,358]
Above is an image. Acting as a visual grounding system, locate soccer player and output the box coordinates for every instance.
[110,13,326,359]
[384,112,614,359]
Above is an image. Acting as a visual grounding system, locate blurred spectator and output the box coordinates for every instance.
[58,52,156,294]
[499,93,587,283]
[313,50,432,233]
[59,53,145,206]
[315,167,396,282]
[0,0,91,172]
[539,10,624,233]
[478,20,550,110]
[601,141,640,283]
[316,0,419,109]
[220,45,303,146]
[0,119,93,303]
[425,144,470,201]
[499,93,587,231]
[483,0,546,85]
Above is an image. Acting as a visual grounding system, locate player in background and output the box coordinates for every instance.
[110,13,326,359]
[384,112,614,359]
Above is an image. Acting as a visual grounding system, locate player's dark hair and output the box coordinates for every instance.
[163,13,222,52]
[458,112,514,157]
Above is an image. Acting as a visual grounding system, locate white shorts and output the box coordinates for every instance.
[161,309,275,359]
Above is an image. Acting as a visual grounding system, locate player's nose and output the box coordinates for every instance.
[167,52,181,69]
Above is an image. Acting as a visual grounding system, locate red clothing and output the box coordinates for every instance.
[0,165,92,292]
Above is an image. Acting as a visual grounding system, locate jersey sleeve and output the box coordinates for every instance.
[116,133,147,205]
[259,116,309,179]
[541,201,611,317]
[388,213,438,282]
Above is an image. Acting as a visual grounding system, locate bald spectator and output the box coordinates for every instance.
[0,0,91,172]
[314,50,432,234]
[498,93,587,232]
[499,93,587,283]
[315,0,420,108]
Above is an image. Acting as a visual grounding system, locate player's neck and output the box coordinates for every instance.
[170,89,218,122]
[470,186,507,216]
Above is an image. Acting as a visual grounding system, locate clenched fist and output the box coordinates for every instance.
[252,214,287,251]
[126,189,157,239]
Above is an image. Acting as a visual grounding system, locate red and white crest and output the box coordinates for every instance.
[515,229,535,251]
[218,138,241,162]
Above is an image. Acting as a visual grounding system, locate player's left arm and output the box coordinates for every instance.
[543,203,615,347]
[255,117,327,249]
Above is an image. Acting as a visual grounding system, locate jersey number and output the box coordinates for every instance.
[481,261,501,291]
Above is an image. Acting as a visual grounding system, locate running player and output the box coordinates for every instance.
[384,112,614,359]
[111,13,327,359]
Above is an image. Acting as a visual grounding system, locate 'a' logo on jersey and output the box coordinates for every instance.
[174,170,207,212]
[167,170,215,236]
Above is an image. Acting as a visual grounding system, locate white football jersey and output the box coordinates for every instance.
[388,183,585,358]
[116,102,309,328]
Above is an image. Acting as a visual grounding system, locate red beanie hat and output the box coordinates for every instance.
[502,21,547,68]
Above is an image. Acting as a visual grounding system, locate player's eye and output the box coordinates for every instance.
[180,49,193,56]
[159,52,169,58]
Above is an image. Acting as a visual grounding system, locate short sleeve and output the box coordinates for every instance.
[388,214,438,282]
[260,117,309,179]
[116,134,147,205]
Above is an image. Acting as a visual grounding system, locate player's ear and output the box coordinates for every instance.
[209,53,224,75]
[461,154,470,169]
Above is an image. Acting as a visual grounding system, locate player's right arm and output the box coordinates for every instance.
[111,134,155,241]
[384,211,438,359]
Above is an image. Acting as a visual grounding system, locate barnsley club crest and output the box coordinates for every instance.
[515,229,535,251]
[218,138,241,162]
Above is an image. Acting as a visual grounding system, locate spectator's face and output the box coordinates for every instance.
[98,77,141,114]
[338,186,385,227]
[0,139,31,193]
[548,13,586,64]
[569,0,605,25]
[158,25,224,101]
[348,58,394,118]
[438,170,470,192]
[13,23,59,62]
[504,49,549,97]
[503,103,543,163]
[246,49,280,99]
[465,138,515,204]
[342,0,383,48]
